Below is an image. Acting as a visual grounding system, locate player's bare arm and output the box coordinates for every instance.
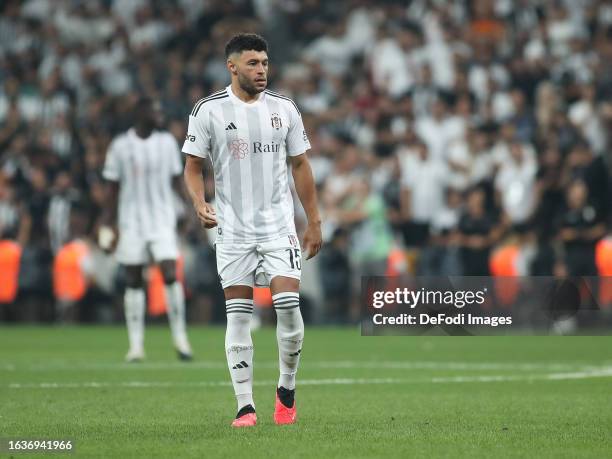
[183,154,217,228]
[290,153,322,260]
[99,181,119,252]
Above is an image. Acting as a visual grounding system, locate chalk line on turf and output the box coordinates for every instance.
[6,366,612,389]
[2,360,609,372]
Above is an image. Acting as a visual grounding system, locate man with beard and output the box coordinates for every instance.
[183,34,322,427]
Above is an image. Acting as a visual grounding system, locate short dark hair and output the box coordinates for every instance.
[225,33,268,58]
[133,96,154,119]
[135,96,153,111]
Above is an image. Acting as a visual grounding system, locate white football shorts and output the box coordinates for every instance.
[215,234,302,289]
[115,229,179,266]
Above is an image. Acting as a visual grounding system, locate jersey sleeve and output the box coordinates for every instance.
[182,113,210,158]
[102,140,121,181]
[286,103,311,157]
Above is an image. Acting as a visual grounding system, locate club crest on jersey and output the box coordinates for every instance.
[229,139,249,159]
[270,113,283,130]
[288,235,298,247]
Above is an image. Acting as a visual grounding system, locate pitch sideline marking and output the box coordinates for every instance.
[2,360,609,372]
[6,367,612,389]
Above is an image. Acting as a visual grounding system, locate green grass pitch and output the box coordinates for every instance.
[1,326,611,458]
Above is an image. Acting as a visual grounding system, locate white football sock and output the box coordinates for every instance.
[225,299,255,410]
[273,292,303,390]
[165,281,190,350]
[124,288,145,352]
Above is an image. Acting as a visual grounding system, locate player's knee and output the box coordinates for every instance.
[126,277,144,289]
[224,285,253,301]
[125,266,144,289]
[161,268,176,285]
[270,276,300,294]
[159,261,176,285]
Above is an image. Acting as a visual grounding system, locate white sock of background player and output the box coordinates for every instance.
[165,281,190,351]
[124,288,145,352]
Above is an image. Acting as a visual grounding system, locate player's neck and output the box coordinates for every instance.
[134,125,154,139]
[231,81,261,104]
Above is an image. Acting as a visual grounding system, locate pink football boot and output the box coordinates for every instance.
[231,405,257,427]
[274,387,297,425]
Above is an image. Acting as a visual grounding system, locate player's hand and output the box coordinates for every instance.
[560,228,578,241]
[302,221,322,260]
[98,225,118,253]
[195,201,217,228]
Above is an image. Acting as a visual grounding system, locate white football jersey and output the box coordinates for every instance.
[103,128,183,237]
[182,85,311,243]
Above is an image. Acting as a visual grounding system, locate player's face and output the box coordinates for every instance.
[139,101,162,129]
[229,50,268,95]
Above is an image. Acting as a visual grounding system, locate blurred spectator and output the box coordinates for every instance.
[418,187,463,276]
[369,20,424,98]
[399,141,448,246]
[415,97,457,161]
[318,228,351,323]
[447,127,494,191]
[458,186,499,276]
[303,17,354,78]
[321,142,362,240]
[47,171,79,253]
[332,178,394,318]
[563,140,611,219]
[0,173,28,244]
[532,142,565,243]
[556,180,606,277]
[569,84,607,154]
[494,140,537,227]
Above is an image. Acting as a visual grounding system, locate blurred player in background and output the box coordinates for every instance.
[183,33,322,427]
[101,97,193,362]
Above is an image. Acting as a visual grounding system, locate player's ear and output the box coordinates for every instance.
[227,58,238,76]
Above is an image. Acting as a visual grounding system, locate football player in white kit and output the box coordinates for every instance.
[183,34,322,427]
[102,97,193,362]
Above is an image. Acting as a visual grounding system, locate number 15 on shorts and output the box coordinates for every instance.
[286,248,301,270]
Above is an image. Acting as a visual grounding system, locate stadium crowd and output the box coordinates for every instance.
[1,0,611,323]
